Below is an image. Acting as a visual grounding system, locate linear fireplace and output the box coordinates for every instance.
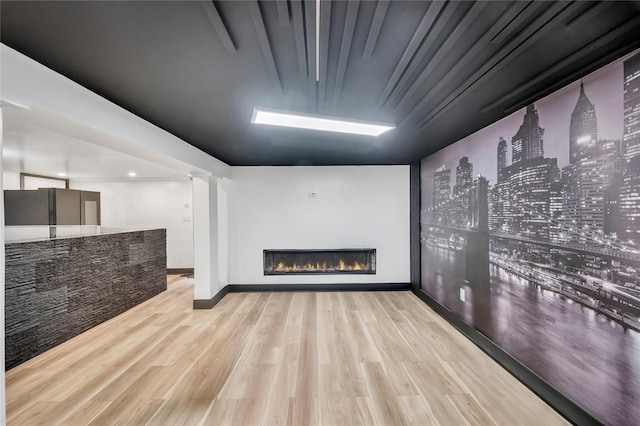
[264,249,376,275]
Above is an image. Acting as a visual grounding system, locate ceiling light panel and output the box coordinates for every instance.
[251,108,394,136]
[316,0,320,82]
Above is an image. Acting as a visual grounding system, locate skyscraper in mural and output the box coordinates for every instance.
[492,137,510,232]
[560,83,623,244]
[620,156,640,243]
[563,141,622,244]
[453,157,473,226]
[497,137,507,182]
[623,52,640,161]
[511,104,544,164]
[491,104,556,239]
[469,176,489,231]
[621,52,640,243]
[508,157,558,239]
[454,157,473,193]
[569,81,598,163]
[432,165,451,224]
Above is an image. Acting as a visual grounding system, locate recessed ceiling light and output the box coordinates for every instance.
[128,172,137,177]
[251,107,395,136]
[57,172,67,177]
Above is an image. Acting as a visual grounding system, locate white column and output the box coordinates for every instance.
[192,175,227,301]
[217,179,230,286]
[1,105,7,424]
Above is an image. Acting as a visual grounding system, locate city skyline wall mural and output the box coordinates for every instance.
[420,49,640,425]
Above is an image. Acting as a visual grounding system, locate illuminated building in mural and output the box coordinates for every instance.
[621,52,640,243]
[497,137,507,183]
[623,52,640,161]
[431,158,488,230]
[511,104,544,164]
[453,157,473,226]
[561,140,622,243]
[569,81,598,164]
[490,181,508,233]
[620,156,640,243]
[490,104,558,239]
[504,157,558,239]
[469,176,489,231]
[549,179,563,243]
[559,81,625,244]
[432,165,451,224]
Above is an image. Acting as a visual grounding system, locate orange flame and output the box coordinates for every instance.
[269,259,368,273]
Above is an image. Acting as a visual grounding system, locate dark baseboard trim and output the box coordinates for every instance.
[229,283,410,293]
[193,285,229,309]
[409,162,421,292]
[168,268,194,275]
[411,288,602,426]
[192,283,410,309]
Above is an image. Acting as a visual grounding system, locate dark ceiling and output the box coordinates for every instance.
[2,1,640,166]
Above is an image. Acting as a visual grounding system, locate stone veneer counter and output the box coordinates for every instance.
[5,228,167,370]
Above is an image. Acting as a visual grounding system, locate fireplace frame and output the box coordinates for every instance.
[263,248,376,275]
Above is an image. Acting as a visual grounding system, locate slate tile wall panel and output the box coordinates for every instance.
[5,229,167,370]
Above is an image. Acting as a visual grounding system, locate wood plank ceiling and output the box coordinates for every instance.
[2,1,640,166]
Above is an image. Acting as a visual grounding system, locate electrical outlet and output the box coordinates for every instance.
[459,288,466,302]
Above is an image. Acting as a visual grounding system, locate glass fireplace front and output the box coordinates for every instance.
[263,249,376,275]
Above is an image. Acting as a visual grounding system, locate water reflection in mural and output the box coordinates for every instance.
[420,50,640,425]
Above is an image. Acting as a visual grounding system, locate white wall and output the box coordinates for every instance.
[2,171,20,189]
[70,180,193,269]
[229,166,410,284]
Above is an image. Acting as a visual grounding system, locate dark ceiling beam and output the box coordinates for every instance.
[491,1,543,44]
[304,0,317,100]
[388,1,488,113]
[247,1,283,92]
[318,0,332,110]
[291,1,307,77]
[497,16,640,115]
[331,0,360,111]
[276,0,290,26]
[487,1,532,43]
[374,1,447,111]
[411,1,581,129]
[363,0,389,60]
[565,1,611,28]
[201,1,236,53]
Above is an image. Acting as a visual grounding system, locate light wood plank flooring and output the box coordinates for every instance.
[6,276,567,425]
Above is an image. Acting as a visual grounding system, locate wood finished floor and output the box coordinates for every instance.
[6,276,567,425]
